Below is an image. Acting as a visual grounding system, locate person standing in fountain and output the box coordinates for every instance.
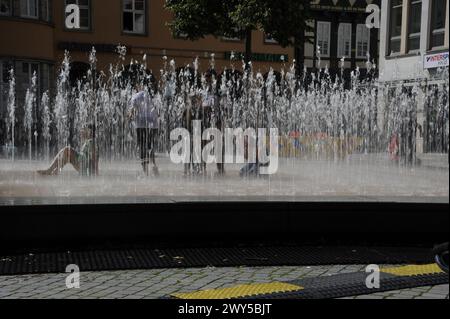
[182,93,199,176]
[201,71,225,176]
[128,84,159,177]
[37,126,98,176]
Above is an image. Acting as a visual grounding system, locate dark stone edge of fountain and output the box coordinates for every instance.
[1,199,448,247]
[0,195,449,206]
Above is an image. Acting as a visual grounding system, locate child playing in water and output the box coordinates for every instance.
[128,84,159,177]
[37,126,98,176]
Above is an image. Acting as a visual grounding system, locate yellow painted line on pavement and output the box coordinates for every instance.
[381,264,444,277]
[172,282,303,300]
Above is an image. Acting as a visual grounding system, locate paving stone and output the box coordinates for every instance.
[1,265,448,300]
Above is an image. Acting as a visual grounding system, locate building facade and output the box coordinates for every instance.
[0,0,296,148]
[378,0,449,154]
[0,0,295,104]
[297,0,380,81]
[0,1,382,104]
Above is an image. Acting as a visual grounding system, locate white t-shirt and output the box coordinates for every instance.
[202,93,216,109]
[130,91,159,129]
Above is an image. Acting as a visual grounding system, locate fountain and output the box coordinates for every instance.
[24,71,37,162]
[0,46,448,205]
[41,92,51,162]
[54,51,71,151]
[6,68,16,162]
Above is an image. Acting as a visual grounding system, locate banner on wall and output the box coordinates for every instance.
[424,52,449,69]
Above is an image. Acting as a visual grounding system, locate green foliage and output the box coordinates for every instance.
[165,0,313,47]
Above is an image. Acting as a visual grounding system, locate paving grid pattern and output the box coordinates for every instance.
[0,246,436,276]
[0,265,448,299]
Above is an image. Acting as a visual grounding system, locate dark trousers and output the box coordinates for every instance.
[137,128,157,171]
[182,107,225,175]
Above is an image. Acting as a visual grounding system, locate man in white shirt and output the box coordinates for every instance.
[129,85,159,176]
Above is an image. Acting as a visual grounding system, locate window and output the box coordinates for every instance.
[21,62,40,115]
[407,0,422,51]
[0,62,4,117]
[0,61,11,114]
[316,21,331,57]
[389,0,403,54]
[65,0,90,30]
[430,0,447,49]
[123,0,146,34]
[337,23,352,58]
[222,35,241,41]
[39,63,51,93]
[3,0,51,21]
[356,24,371,58]
[1,62,10,85]
[223,28,242,42]
[40,0,50,22]
[264,34,278,44]
[21,62,39,90]
[176,33,188,39]
[20,0,38,18]
[0,0,11,15]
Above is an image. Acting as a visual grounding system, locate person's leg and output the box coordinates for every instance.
[148,129,156,167]
[38,147,80,175]
[137,128,149,175]
[201,108,212,175]
[144,128,151,174]
[216,118,225,176]
[216,163,225,175]
[201,139,207,175]
[149,129,159,176]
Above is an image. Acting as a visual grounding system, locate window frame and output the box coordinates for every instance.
[429,0,447,50]
[0,61,14,114]
[40,0,50,22]
[19,61,41,122]
[264,34,279,45]
[388,0,404,55]
[356,24,371,59]
[316,21,331,57]
[20,0,38,19]
[21,61,40,88]
[407,0,422,52]
[0,61,5,115]
[122,0,147,35]
[1,0,52,23]
[64,0,91,31]
[337,23,352,58]
[222,28,243,42]
[0,0,12,16]
[221,35,242,42]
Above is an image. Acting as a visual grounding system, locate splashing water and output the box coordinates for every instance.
[54,51,71,150]
[6,68,16,161]
[41,91,51,161]
[0,47,448,203]
[24,71,37,162]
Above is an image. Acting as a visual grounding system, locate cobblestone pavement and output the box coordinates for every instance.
[0,265,448,299]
